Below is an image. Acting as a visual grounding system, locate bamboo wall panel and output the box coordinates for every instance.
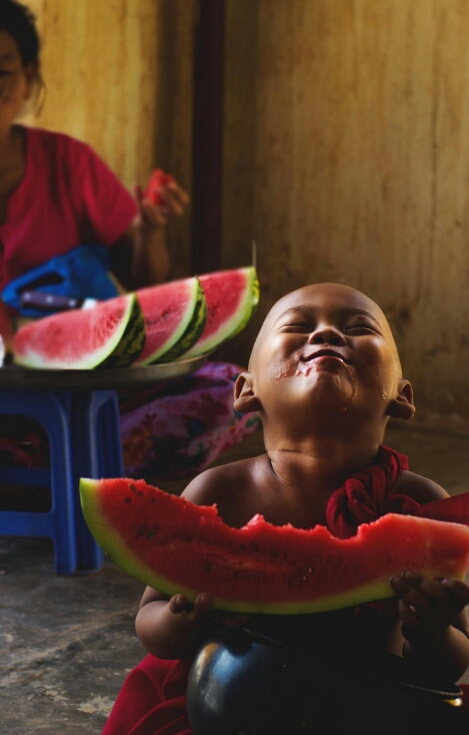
[222,0,469,427]
[26,0,194,277]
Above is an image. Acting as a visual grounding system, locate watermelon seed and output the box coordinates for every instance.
[129,484,137,493]
[124,497,132,504]
[137,525,147,537]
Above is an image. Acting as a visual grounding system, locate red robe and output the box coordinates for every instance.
[102,446,469,734]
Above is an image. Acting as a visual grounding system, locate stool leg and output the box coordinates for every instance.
[69,390,123,572]
[0,389,78,575]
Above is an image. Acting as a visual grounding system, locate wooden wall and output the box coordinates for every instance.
[26,0,195,277]
[222,0,469,429]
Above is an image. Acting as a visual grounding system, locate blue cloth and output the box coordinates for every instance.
[1,244,119,317]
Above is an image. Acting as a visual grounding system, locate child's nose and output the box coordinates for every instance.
[308,325,345,346]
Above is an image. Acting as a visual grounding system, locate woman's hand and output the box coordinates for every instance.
[135,178,190,232]
[127,178,189,287]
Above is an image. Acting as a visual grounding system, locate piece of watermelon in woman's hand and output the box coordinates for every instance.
[144,169,176,207]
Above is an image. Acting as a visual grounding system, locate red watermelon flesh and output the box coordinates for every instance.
[79,477,469,615]
[134,277,206,365]
[12,293,144,369]
[144,169,175,207]
[183,266,260,358]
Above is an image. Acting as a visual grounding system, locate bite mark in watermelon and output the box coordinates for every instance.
[144,169,176,207]
[79,477,469,615]
[182,267,260,358]
[134,277,207,365]
[12,293,145,369]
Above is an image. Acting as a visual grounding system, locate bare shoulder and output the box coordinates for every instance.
[182,454,272,527]
[393,469,449,504]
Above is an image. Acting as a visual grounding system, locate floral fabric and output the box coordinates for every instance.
[0,362,259,480]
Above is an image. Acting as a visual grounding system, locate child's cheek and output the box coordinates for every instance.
[356,343,395,395]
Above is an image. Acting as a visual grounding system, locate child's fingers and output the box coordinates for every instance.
[185,593,213,622]
[390,571,467,631]
[396,598,421,626]
[168,593,213,623]
[168,593,191,614]
[442,578,469,606]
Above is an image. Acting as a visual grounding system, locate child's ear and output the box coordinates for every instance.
[233,372,262,414]
[386,379,415,421]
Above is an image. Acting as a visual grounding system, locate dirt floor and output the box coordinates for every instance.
[1,423,469,734]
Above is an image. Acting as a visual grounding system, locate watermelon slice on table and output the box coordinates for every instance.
[79,478,469,615]
[182,266,260,358]
[134,277,207,365]
[12,293,145,369]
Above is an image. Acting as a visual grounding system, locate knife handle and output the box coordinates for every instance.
[20,291,84,311]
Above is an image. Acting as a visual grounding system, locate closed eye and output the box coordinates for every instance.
[345,323,381,335]
[280,322,313,333]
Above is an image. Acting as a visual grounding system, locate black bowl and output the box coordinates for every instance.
[186,627,464,735]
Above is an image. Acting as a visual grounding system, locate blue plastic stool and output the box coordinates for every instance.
[0,387,124,574]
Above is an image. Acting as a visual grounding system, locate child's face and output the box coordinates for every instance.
[246,283,408,426]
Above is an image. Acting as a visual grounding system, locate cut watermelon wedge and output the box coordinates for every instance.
[134,277,207,365]
[182,267,260,358]
[79,478,469,615]
[12,293,145,369]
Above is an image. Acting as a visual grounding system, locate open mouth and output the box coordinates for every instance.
[304,349,350,364]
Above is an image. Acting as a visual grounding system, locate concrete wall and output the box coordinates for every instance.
[222,0,469,429]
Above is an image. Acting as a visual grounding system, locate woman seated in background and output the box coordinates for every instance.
[0,0,259,482]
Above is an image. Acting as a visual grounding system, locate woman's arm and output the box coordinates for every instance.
[109,179,189,290]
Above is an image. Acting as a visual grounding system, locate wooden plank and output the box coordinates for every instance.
[191,0,225,274]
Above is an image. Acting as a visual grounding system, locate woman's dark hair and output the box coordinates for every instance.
[0,0,41,68]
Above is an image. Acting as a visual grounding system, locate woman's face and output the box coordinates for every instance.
[0,28,36,141]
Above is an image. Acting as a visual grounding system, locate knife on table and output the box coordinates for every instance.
[19,291,99,312]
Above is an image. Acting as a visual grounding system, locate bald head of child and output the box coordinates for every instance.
[234,283,415,443]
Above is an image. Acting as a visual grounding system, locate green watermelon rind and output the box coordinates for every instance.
[100,294,146,368]
[79,478,469,615]
[13,294,143,370]
[142,279,207,365]
[183,266,260,358]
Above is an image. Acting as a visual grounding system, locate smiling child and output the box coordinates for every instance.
[104,283,469,735]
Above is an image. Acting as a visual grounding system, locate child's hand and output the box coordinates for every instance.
[168,594,251,629]
[167,592,213,626]
[390,571,469,636]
